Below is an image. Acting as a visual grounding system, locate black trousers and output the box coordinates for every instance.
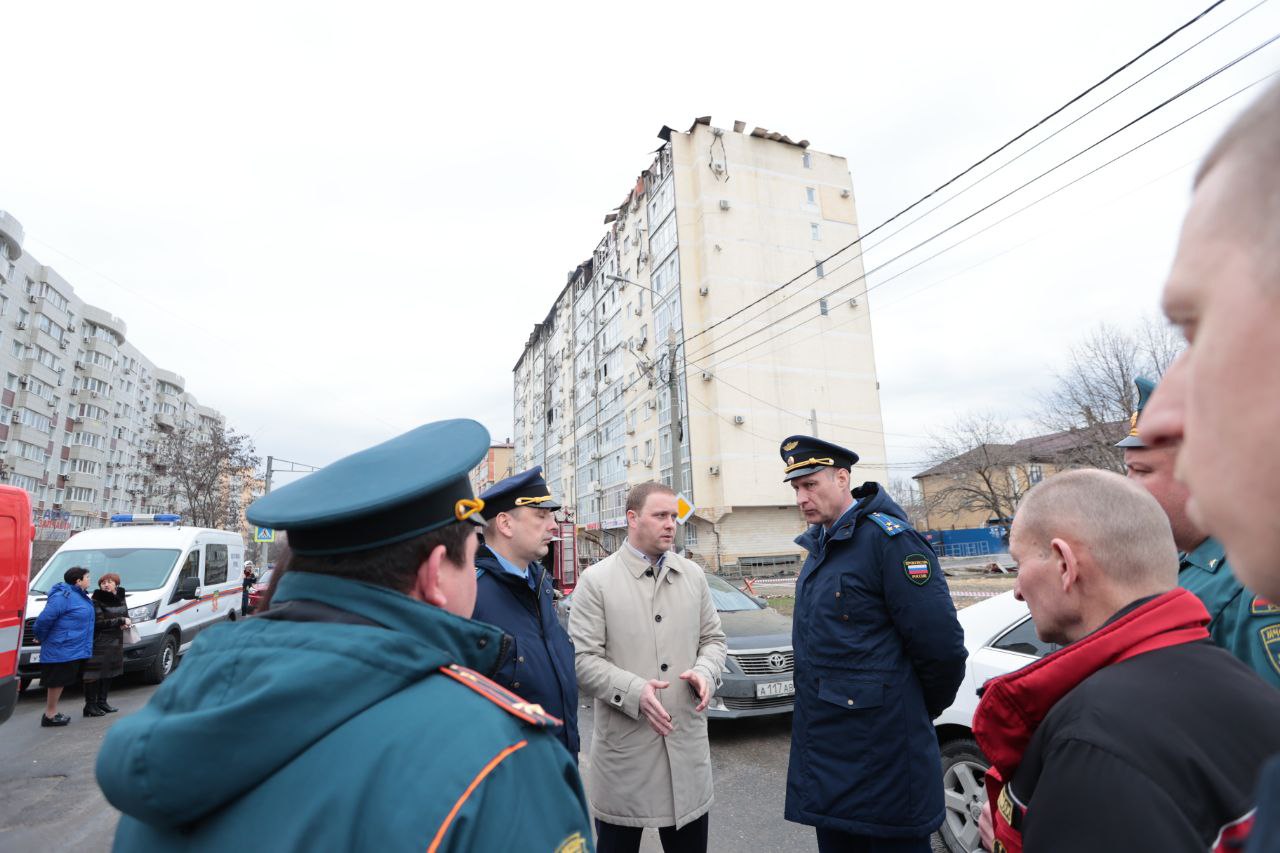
[815,828,931,853]
[595,814,709,853]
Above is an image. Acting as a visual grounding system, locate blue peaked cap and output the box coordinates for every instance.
[246,419,490,555]
[479,466,562,516]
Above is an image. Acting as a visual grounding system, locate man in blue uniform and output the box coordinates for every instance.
[473,466,579,756]
[96,419,593,852]
[1121,377,1280,687]
[780,435,967,853]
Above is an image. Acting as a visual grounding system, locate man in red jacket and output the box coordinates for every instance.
[973,469,1280,853]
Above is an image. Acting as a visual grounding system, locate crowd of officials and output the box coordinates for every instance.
[88,81,1280,851]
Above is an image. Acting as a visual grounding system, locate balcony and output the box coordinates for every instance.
[0,211,23,261]
[154,368,185,395]
[80,304,127,345]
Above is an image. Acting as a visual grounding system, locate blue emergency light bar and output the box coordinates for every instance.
[110,513,182,526]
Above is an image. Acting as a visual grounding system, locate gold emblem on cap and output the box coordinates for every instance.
[783,441,799,452]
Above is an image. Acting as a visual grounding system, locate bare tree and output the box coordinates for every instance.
[888,476,927,529]
[143,424,260,528]
[919,413,1036,529]
[1036,317,1183,473]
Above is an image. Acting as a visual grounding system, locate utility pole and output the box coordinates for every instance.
[259,455,273,569]
[810,408,819,437]
[255,456,318,566]
[667,328,684,552]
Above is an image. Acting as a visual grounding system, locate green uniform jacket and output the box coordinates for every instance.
[97,571,593,852]
[1180,537,1280,688]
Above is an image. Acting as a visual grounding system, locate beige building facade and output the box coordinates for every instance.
[0,210,231,544]
[513,119,887,575]
[470,441,514,495]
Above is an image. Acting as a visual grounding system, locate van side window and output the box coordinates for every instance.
[170,551,200,604]
[205,544,228,585]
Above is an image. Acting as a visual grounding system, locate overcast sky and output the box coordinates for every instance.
[4,1,1277,488]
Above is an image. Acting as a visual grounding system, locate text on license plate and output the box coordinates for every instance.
[756,679,794,699]
[28,652,39,664]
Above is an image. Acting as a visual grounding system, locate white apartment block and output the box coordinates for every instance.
[513,119,888,575]
[0,210,227,544]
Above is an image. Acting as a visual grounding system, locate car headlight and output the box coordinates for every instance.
[128,601,160,623]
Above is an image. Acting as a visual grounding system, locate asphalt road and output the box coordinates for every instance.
[577,704,948,852]
[2,681,948,852]
[0,678,153,852]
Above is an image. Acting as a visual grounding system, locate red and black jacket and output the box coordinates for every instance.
[974,588,1280,853]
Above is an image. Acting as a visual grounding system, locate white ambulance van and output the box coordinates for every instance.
[20,514,246,687]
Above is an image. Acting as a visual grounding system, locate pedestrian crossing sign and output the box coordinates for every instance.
[254,526,276,543]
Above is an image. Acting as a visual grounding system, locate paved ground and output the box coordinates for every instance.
[3,683,953,852]
[0,678,152,851]
[579,703,949,852]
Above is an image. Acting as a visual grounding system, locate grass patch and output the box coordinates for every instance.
[768,595,796,616]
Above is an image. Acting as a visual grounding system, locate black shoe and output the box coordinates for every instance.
[83,703,106,717]
[97,701,118,713]
[41,713,70,727]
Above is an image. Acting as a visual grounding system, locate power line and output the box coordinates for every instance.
[682,1,1264,365]
[695,71,1274,371]
[678,0,1232,349]
[688,44,1280,368]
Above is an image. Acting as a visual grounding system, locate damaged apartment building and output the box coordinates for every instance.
[512,117,888,577]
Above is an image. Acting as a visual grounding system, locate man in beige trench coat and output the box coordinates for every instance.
[570,482,727,853]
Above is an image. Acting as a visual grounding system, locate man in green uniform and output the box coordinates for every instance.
[1121,378,1280,687]
[96,419,593,852]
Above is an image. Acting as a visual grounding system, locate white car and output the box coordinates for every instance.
[933,591,1060,853]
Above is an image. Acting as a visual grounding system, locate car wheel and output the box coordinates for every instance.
[142,634,179,685]
[940,736,989,853]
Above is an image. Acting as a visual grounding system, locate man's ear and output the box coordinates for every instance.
[1051,537,1080,594]
[408,544,448,607]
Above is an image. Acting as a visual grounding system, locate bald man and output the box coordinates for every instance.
[1139,79,1280,853]
[972,470,1280,853]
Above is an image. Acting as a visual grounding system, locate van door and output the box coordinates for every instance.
[167,549,204,649]
[202,542,231,625]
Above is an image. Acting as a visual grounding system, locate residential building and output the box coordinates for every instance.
[513,119,888,576]
[0,210,230,549]
[470,441,515,495]
[913,426,1120,530]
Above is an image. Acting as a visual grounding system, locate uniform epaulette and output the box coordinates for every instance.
[867,512,908,537]
[438,664,563,728]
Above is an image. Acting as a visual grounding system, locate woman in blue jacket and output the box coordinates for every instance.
[33,566,96,727]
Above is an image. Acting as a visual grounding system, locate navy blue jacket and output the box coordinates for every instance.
[472,545,579,755]
[34,581,95,663]
[785,483,967,839]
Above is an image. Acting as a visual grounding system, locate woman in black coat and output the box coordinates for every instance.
[82,572,130,716]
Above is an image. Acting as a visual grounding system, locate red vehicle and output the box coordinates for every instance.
[246,568,273,614]
[0,487,33,725]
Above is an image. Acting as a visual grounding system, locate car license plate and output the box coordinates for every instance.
[28,652,39,664]
[756,679,794,699]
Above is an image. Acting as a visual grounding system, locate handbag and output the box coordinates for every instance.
[123,625,141,646]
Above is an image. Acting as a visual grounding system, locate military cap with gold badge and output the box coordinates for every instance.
[479,466,563,516]
[1115,377,1157,448]
[779,434,860,482]
[246,418,489,556]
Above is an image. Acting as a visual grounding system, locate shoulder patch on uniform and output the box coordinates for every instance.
[555,832,590,853]
[1260,625,1280,677]
[903,554,932,586]
[867,512,907,536]
[1252,595,1280,616]
[438,664,563,728]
